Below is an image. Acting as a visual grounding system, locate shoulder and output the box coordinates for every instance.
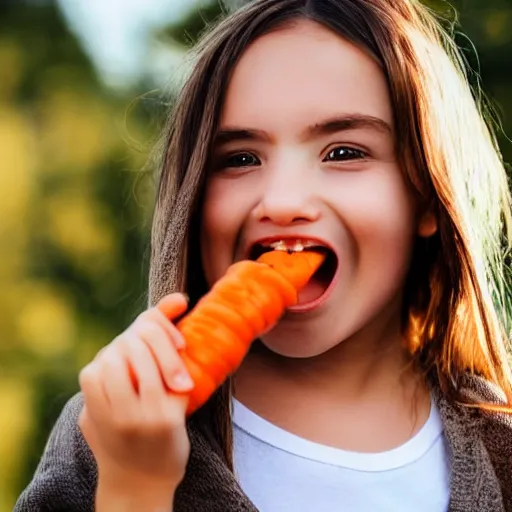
[458,373,509,406]
[461,375,512,468]
[457,373,512,438]
[458,371,512,433]
[14,392,97,512]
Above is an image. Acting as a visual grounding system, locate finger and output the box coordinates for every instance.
[92,345,108,362]
[78,362,110,429]
[134,318,193,392]
[160,391,190,429]
[156,293,189,321]
[99,345,139,410]
[141,307,187,349]
[121,335,192,402]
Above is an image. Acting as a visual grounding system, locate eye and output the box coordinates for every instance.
[221,152,261,169]
[323,146,366,162]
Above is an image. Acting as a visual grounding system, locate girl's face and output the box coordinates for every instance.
[200,20,431,357]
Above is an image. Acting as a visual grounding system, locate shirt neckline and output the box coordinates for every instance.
[232,396,444,472]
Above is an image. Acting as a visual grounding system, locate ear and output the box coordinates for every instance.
[417,211,437,238]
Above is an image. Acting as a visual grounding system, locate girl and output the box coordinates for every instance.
[16,0,512,511]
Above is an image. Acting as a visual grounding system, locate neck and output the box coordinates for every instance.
[234,310,431,451]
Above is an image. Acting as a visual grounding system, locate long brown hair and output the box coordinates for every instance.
[148,0,512,467]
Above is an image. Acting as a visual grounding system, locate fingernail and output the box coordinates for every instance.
[172,371,194,391]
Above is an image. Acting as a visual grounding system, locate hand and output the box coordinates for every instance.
[78,293,193,498]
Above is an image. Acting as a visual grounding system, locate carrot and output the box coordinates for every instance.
[157,249,326,415]
[257,249,326,289]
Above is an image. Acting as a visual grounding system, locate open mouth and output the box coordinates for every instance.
[248,238,339,310]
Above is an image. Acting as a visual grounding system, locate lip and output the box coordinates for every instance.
[287,267,339,313]
[243,233,340,313]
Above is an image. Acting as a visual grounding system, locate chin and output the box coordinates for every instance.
[258,320,343,359]
[258,337,339,359]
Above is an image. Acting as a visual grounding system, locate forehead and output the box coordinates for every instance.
[220,19,393,129]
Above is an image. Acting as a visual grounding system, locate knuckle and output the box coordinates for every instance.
[111,333,128,350]
[78,364,97,387]
[137,309,158,326]
[140,307,155,319]
[112,332,142,354]
[102,348,120,365]
[135,318,165,342]
[96,349,121,372]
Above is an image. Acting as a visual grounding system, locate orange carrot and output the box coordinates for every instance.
[257,250,326,290]
[158,250,325,415]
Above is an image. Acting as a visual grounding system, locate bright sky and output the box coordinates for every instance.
[57,0,203,88]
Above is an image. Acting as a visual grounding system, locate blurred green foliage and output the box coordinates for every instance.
[0,2,157,508]
[0,0,511,510]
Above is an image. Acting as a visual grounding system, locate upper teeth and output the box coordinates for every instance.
[265,239,318,252]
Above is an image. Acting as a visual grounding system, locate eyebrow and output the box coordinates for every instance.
[306,114,392,139]
[213,114,392,147]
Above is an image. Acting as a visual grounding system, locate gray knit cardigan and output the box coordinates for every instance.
[14,375,512,511]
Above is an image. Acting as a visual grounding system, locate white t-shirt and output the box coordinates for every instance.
[233,397,451,511]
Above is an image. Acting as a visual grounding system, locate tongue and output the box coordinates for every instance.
[297,276,328,304]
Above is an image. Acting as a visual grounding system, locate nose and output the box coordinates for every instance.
[253,168,320,226]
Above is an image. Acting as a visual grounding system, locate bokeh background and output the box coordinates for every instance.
[1,0,511,509]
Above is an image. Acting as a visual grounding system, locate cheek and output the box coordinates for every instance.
[328,168,417,271]
[200,180,250,286]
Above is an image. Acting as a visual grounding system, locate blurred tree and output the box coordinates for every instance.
[0,1,158,509]
[159,0,225,46]
[423,0,512,163]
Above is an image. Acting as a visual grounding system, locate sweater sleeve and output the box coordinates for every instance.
[14,392,98,512]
